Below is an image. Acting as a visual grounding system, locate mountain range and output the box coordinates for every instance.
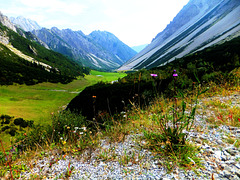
[31,28,137,70]
[8,16,137,71]
[0,11,89,85]
[1,0,240,74]
[119,0,240,70]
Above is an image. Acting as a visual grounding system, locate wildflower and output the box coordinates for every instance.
[150,74,158,77]
[238,118,240,122]
[173,70,178,77]
[79,132,84,135]
[62,141,66,145]
[74,127,79,130]
[228,114,233,119]
[81,127,87,131]
[92,96,96,98]
[67,126,70,129]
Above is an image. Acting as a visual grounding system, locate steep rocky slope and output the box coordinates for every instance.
[119,0,240,70]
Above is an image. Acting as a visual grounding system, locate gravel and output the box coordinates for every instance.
[18,93,240,179]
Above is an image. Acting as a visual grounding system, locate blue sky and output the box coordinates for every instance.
[0,0,189,46]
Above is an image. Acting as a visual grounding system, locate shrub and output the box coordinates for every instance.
[51,110,88,142]
[14,118,24,126]
[14,118,28,128]
[9,127,17,136]
[1,126,10,132]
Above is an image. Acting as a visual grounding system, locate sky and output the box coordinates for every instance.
[0,0,189,47]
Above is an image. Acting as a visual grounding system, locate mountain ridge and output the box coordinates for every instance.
[0,13,89,85]
[10,16,42,32]
[119,0,240,70]
[31,28,137,70]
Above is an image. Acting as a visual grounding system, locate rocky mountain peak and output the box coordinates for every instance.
[10,16,41,32]
[0,11,17,32]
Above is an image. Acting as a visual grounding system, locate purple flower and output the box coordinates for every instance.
[173,70,178,77]
[150,74,158,77]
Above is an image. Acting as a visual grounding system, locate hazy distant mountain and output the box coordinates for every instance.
[10,16,41,32]
[119,0,240,70]
[131,44,148,53]
[32,28,137,70]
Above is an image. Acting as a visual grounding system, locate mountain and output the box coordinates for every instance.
[31,28,137,71]
[131,44,148,53]
[10,16,42,32]
[0,11,89,85]
[0,11,17,33]
[88,31,137,65]
[119,0,240,70]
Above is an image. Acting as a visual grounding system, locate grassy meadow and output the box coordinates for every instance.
[0,70,126,123]
[0,70,126,147]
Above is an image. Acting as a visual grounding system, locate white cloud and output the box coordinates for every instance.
[19,0,86,16]
[0,0,190,46]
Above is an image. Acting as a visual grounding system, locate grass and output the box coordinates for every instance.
[0,70,127,149]
[0,70,126,123]
[0,69,240,178]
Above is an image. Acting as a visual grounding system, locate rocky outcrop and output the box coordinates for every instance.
[0,11,17,32]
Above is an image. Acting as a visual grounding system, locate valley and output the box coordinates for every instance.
[0,70,126,124]
[0,0,240,179]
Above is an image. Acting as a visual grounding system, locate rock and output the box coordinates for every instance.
[223,170,232,178]
[235,164,240,169]
[195,138,202,144]
[236,169,240,177]
[229,126,237,131]
[226,148,237,156]
[214,150,222,159]
[221,155,227,161]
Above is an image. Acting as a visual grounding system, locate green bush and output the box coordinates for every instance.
[51,110,88,142]
[1,126,10,132]
[9,127,17,136]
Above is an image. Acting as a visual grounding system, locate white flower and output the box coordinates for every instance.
[81,127,87,131]
[80,132,84,135]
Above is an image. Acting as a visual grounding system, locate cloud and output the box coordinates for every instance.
[19,0,86,16]
[1,0,189,46]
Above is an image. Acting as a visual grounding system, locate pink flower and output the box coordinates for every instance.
[150,74,158,77]
[173,70,178,77]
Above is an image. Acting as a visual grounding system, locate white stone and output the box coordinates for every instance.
[214,150,222,159]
